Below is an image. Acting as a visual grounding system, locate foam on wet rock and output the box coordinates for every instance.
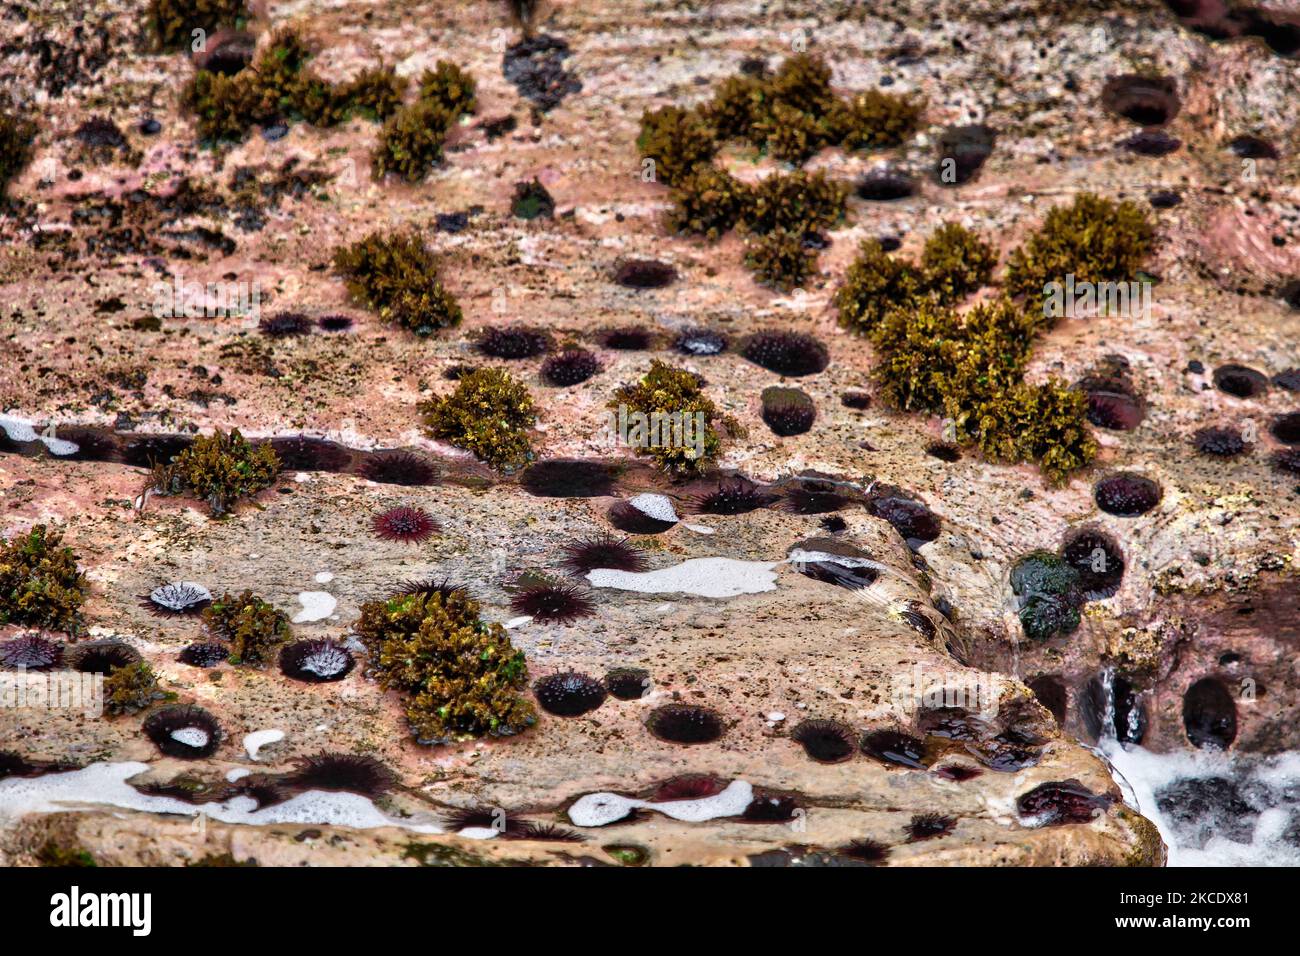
[587,558,779,597]
[567,779,754,827]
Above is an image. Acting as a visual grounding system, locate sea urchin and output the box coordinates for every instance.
[561,534,647,575]
[279,639,355,683]
[533,671,607,717]
[372,505,439,543]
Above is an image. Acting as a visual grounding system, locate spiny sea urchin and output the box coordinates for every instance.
[905,812,956,841]
[360,451,438,486]
[142,705,223,759]
[509,582,596,624]
[791,719,856,763]
[691,477,779,515]
[0,634,63,671]
[1094,472,1162,516]
[372,505,440,543]
[178,642,229,667]
[782,482,852,514]
[741,331,830,377]
[258,312,314,338]
[279,639,355,683]
[533,671,607,717]
[761,386,816,436]
[138,581,212,618]
[1193,426,1248,457]
[605,666,651,700]
[561,534,647,575]
[287,752,396,796]
[477,325,552,359]
[317,314,354,332]
[837,838,890,864]
[645,704,724,744]
[541,349,601,387]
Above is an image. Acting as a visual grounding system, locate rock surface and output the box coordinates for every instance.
[2,0,1298,866]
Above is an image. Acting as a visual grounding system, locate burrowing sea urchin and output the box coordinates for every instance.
[510,581,596,624]
[533,671,607,717]
[561,534,647,575]
[791,719,857,763]
[645,704,724,744]
[741,331,830,377]
[286,752,396,796]
[138,581,212,618]
[143,705,223,759]
[541,349,601,387]
[279,639,355,683]
[692,477,779,515]
[0,634,63,671]
[360,451,438,486]
[372,505,440,543]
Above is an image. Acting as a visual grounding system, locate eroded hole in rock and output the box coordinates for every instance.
[1027,676,1068,725]
[1227,134,1279,159]
[268,436,353,472]
[52,427,119,462]
[1016,780,1112,825]
[520,459,618,497]
[613,258,676,289]
[1270,412,1300,445]
[934,124,995,185]
[1213,363,1269,398]
[761,386,816,436]
[359,451,438,486]
[866,493,941,548]
[860,729,927,769]
[1281,279,1300,310]
[1101,74,1181,126]
[1183,677,1237,750]
[1094,473,1162,516]
[1119,130,1181,156]
[1061,528,1125,598]
[856,169,916,201]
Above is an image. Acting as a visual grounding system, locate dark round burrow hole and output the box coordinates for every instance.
[1270,412,1300,445]
[613,258,676,289]
[673,327,727,356]
[1094,473,1162,516]
[121,434,193,468]
[925,442,961,462]
[934,124,995,185]
[1027,676,1068,725]
[1227,134,1279,159]
[1101,74,1181,126]
[520,459,618,497]
[1183,677,1237,750]
[860,729,927,769]
[194,30,256,75]
[1119,130,1181,156]
[1080,673,1147,744]
[761,386,816,437]
[269,435,353,472]
[607,499,677,534]
[645,704,724,744]
[856,170,916,201]
[866,495,941,547]
[1086,390,1145,430]
[1281,279,1300,310]
[1061,528,1125,598]
[1148,189,1181,208]
[1212,363,1269,398]
[1252,12,1300,55]
[604,666,651,700]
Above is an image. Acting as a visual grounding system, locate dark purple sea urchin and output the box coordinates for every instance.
[645,704,724,744]
[142,705,223,759]
[533,671,607,716]
[477,325,552,359]
[258,312,314,338]
[541,349,601,386]
[691,477,779,515]
[741,331,830,377]
[791,719,856,763]
[287,752,396,796]
[0,634,63,671]
[597,326,655,350]
[561,534,647,575]
[138,581,212,617]
[360,451,438,486]
[178,642,229,667]
[372,505,440,543]
[280,639,355,683]
[509,582,596,624]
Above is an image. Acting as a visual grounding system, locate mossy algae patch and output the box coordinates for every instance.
[421,367,536,471]
[333,231,463,336]
[150,428,280,515]
[0,525,88,634]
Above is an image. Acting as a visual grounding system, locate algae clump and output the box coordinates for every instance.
[150,428,280,515]
[0,525,87,634]
[421,367,536,471]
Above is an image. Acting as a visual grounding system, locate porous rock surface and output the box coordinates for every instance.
[2,0,1298,866]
